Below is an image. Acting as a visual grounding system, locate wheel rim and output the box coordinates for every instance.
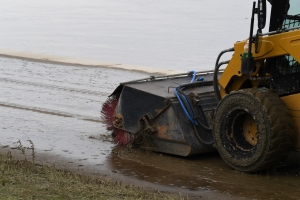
[225,110,258,153]
[243,115,258,146]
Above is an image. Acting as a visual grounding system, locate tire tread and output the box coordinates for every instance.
[243,88,294,171]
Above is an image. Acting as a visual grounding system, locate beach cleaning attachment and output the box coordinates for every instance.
[101,71,219,156]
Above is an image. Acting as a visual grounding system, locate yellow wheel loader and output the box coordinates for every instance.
[101,0,300,172]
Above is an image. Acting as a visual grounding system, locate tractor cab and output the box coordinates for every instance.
[266,0,300,96]
[269,0,300,32]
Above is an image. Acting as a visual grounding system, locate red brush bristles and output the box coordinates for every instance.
[112,128,134,146]
[101,96,118,131]
[101,95,134,145]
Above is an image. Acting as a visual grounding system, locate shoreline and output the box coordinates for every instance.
[0,49,186,75]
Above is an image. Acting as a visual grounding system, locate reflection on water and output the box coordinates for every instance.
[109,147,300,199]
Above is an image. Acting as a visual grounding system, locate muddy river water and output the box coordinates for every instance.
[1,56,300,199]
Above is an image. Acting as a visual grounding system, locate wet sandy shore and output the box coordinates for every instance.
[1,56,300,199]
[0,49,185,75]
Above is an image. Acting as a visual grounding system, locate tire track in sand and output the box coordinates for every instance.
[0,101,102,123]
[0,77,107,96]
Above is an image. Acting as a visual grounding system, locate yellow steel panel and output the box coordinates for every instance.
[218,41,244,96]
[255,40,273,57]
[281,94,300,150]
[219,29,300,98]
[280,35,300,62]
[253,30,300,60]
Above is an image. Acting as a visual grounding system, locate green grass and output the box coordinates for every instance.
[0,154,183,200]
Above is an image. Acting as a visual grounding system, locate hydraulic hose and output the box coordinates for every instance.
[213,47,234,101]
[174,48,235,145]
[174,71,213,130]
[176,88,212,130]
[174,71,198,124]
[174,89,197,124]
[189,70,197,82]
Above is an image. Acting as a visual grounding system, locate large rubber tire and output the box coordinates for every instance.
[213,88,294,172]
